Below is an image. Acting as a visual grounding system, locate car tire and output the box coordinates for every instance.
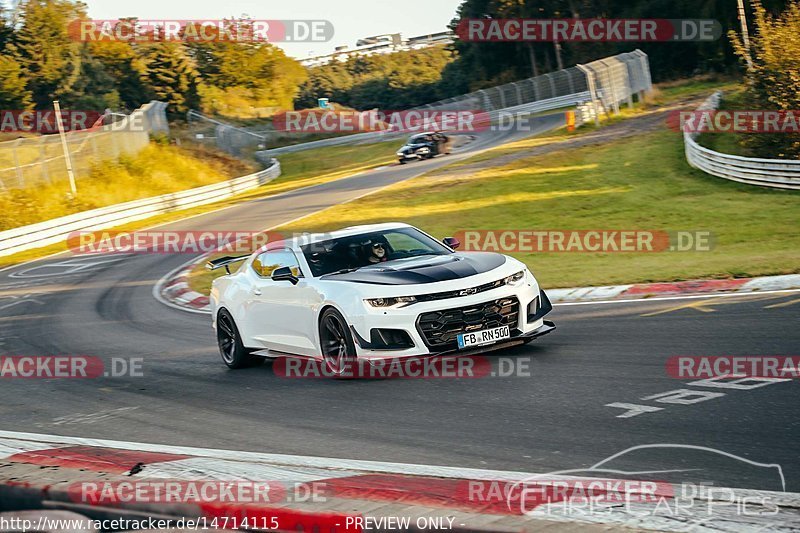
[318,307,357,377]
[398,159,406,164]
[216,309,261,369]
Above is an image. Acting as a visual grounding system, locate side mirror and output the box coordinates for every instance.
[271,266,299,285]
[442,237,460,250]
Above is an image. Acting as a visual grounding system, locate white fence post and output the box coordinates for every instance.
[11,140,24,188]
[576,64,601,126]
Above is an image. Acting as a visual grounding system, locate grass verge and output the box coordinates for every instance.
[0,143,257,232]
[266,128,799,291]
[189,78,779,295]
[0,139,398,269]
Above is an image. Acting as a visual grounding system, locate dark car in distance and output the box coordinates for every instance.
[396,132,452,164]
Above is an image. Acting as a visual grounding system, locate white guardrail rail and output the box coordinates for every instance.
[254,91,592,161]
[685,92,800,190]
[0,159,281,258]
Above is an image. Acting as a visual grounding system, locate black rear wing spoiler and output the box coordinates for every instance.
[206,255,249,274]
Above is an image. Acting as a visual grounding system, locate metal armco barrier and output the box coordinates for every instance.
[255,91,594,160]
[246,50,652,159]
[255,129,404,159]
[0,159,281,258]
[684,92,800,190]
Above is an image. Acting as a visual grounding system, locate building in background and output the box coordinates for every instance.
[301,31,454,67]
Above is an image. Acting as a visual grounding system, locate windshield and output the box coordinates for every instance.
[301,227,452,276]
[408,134,429,144]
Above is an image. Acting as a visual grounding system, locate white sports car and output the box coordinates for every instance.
[208,223,554,372]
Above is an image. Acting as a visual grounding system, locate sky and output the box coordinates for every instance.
[76,0,464,58]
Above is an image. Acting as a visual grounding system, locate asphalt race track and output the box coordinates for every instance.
[1,113,798,495]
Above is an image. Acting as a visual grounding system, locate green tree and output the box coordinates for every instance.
[0,52,33,109]
[13,0,84,107]
[140,42,200,116]
[441,0,792,91]
[730,0,800,158]
[295,62,355,108]
[296,46,453,110]
[67,44,122,109]
[88,39,150,110]
[0,3,13,52]
[187,32,307,116]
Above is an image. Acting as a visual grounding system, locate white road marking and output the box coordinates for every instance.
[0,437,69,457]
[0,429,796,499]
[606,376,791,418]
[0,294,45,310]
[554,287,800,307]
[1,429,798,532]
[44,406,140,427]
[9,256,129,279]
[143,457,359,482]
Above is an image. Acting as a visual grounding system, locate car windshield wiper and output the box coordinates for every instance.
[404,251,445,258]
[330,267,363,275]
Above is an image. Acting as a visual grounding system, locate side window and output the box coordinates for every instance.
[252,250,303,278]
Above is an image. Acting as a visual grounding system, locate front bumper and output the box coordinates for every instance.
[348,284,555,360]
[429,320,555,358]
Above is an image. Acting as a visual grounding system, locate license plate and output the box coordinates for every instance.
[457,325,511,349]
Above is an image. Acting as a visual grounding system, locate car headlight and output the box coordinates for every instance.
[365,296,417,308]
[503,270,525,286]
[416,147,430,153]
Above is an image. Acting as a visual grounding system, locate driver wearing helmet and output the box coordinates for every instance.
[366,241,388,263]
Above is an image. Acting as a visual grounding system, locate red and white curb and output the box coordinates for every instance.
[549,273,800,304]
[154,256,211,315]
[1,431,800,532]
[155,260,800,315]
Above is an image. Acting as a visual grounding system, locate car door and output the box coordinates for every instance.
[242,249,321,356]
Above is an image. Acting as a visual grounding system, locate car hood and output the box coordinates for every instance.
[320,252,507,285]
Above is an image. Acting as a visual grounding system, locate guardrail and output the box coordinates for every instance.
[684,92,800,190]
[254,91,593,161]
[255,129,403,160]
[246,50,650,159]
[0,159,281,258]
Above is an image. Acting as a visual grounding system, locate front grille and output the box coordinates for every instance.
[414,278,506,302]
[416,297,520,350]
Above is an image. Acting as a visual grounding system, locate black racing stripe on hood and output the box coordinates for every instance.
[321,252,507,285]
